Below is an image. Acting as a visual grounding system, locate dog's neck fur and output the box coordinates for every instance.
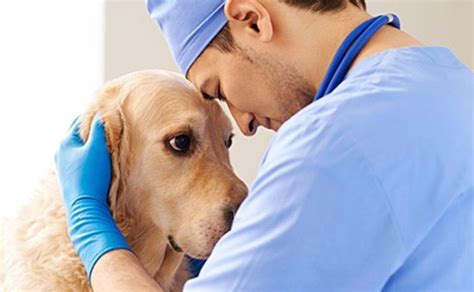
[113,187,185,289]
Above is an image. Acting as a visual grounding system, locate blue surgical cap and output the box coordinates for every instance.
[146,0,228,75]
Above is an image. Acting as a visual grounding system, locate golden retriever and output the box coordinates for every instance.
[0,70,248,291]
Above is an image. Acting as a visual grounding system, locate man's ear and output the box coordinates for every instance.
[224,0,273,42]
[79,80,128,217]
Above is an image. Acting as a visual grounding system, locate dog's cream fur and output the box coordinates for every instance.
[0,70,248,291]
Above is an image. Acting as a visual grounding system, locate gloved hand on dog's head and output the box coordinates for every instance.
[55,115,131,280]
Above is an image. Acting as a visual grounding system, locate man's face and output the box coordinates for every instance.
[187,42,314,136]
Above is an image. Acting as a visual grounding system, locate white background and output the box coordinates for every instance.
[0,0,472,218]
[0,1,104,217]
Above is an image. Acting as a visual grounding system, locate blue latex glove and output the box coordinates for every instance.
[55,115,130,279]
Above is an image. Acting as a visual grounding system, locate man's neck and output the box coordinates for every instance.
[290,4,422,93]
[351,24,423,69]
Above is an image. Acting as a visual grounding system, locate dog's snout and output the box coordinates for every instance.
[222,179,248,228]
[230,179,249,202]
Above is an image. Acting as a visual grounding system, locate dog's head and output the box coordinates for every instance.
[79,70,248,259]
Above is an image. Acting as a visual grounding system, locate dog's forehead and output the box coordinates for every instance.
[123,73,200,115]
[146,99,232,137]
[122,72,232,136]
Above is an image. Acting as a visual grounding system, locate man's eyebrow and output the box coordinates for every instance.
[199,78,213,100]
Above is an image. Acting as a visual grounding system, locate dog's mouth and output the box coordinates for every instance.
[167,235,183,253]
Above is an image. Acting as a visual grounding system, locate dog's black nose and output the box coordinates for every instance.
[224,207,235,228]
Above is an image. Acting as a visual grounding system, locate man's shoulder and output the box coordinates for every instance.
[261,96,358,170]
[260,46,473,255]
[267,46,472,165]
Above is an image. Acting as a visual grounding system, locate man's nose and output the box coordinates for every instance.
[227,103,257,136]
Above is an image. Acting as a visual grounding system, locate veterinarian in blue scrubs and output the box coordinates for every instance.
[55,0,473,290]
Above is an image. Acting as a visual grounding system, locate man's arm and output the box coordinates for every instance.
[92,250,163,291]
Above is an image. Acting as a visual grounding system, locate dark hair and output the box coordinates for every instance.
[282,0,366,12]
[210,0,367,53]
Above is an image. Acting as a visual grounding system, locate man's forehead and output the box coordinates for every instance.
[198,78,211,96]
[187,62,212,96]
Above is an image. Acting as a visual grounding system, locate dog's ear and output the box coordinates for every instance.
[79,80,128,218]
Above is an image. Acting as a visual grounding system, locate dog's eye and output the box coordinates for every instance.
[225,134,234,149]
[169,134,191,153]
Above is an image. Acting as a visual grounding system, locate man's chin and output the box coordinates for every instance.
[268,119,282,131]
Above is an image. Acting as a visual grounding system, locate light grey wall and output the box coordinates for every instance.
[105,1,178,77]
[368,0,473,67]
[105,0,473,186]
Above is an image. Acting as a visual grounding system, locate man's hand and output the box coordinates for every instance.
[55,115,131,278]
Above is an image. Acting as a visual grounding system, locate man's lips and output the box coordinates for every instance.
[257,117,280,131]
[252,117,268,131]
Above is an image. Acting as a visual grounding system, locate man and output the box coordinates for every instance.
[55,0,473,291]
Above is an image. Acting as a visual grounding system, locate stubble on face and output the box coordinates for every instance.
[238,46,316,124]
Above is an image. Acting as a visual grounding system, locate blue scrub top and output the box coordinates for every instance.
[185,46,473,291]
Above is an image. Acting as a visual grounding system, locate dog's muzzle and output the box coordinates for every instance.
[168,235,183,253]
